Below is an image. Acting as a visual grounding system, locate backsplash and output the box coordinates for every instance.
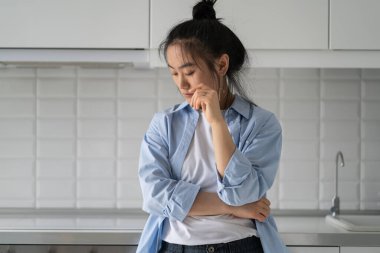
[0,66,379,210]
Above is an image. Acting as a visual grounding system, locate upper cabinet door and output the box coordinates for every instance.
[150,0,194,49]
[0,0,149,49]
[330,0,380,50]
[150,0,328,50]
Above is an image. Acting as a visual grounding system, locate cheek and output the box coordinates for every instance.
[192,73,208,87]
[201,75,218,90]
[171,76,180,87]
[195,70,218,89]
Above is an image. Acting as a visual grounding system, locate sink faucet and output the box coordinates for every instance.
[330,151,345,217]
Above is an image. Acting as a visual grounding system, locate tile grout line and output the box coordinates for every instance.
[115,68,120,209]
[155,68,160,113]
[34,68,38,208]
[318,68,323,211]
[277,68,283,209]
[75,66,79,208]
[359,69,363,210]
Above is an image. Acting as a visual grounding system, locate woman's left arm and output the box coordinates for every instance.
[210,118,236,178]
[215,113,282,206]
[190,85,281,207]
[190,85,237,179]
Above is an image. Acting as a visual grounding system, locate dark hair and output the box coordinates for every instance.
[159,0,252,103]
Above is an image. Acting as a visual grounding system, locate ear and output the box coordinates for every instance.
[216,54,229,76]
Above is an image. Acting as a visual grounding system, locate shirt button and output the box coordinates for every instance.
[207,246,215,253]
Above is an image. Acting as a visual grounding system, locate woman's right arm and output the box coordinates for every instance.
[189,191,271,222]
[139,114,201,222]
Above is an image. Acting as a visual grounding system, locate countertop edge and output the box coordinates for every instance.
[1,230,380,247]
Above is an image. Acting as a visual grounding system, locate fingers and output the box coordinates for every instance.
[264,198,271,206]
[189,86,205,110]
[191,92,207,110]
[257,205,269,217]
[256,213,267,222]
[255,198,271,222]
[189,86,216,110]
[256,198,270,210]
[188,83,208,93]
[253,205,268,222]
[230,198,272,222]
[259,197,271,206]
[255,210,269,222]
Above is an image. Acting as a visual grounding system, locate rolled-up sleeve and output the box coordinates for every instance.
[217,113,282,206]
[139,114,200,222]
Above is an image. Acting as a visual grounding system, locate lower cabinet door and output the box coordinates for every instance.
[96,245,137,253]
[0,245,138,253]
[0,245,49,253]
[288,247,340,253]
[341,247,380,253]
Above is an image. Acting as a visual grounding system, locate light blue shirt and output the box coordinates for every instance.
[137,95,288,253]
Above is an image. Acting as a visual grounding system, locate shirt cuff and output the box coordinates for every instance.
[163,180,200,222]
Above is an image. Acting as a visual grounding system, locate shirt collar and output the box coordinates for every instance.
[173,101,192,112]
[229,95,251,119]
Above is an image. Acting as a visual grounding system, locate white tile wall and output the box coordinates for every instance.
[0,98,35,117]
[37,78,76,97]
[37,159,75,178]
[0,66,379,210]
[0,119,35,137]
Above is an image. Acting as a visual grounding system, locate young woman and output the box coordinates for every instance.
[137,0,288,252]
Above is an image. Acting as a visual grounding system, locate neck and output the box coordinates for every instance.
[220,91,235,110]
[218,78,234,110]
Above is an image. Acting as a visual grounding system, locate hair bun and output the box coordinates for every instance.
[192,0,217,20]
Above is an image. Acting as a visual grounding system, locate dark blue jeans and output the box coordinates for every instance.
[158,236,264,253]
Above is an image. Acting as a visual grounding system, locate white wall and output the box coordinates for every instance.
[0,66,379,210]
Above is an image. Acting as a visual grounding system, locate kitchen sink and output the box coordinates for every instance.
[326,214,380,232]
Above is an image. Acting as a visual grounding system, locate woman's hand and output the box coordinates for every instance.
[228,197,271,222]
[189,84,224,125]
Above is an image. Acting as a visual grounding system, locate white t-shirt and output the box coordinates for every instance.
[161,112,257,245]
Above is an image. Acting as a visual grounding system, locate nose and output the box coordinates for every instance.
[178,74,190,90]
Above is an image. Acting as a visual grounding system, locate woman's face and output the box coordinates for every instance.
[166,43,218,103]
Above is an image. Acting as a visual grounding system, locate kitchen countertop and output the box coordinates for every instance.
[0,210,379,247]
[276,216,380,247]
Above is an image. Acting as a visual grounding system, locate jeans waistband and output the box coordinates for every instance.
[160,236,263,253]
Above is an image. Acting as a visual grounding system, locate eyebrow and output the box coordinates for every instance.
[168,62,195,69]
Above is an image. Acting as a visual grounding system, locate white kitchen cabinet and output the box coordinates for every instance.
[150,0,193,49]
[330,0,380,50]
[341,247,380,253]
[288,247,339,253]
[150,0,328,50]
[0,0,149,49]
